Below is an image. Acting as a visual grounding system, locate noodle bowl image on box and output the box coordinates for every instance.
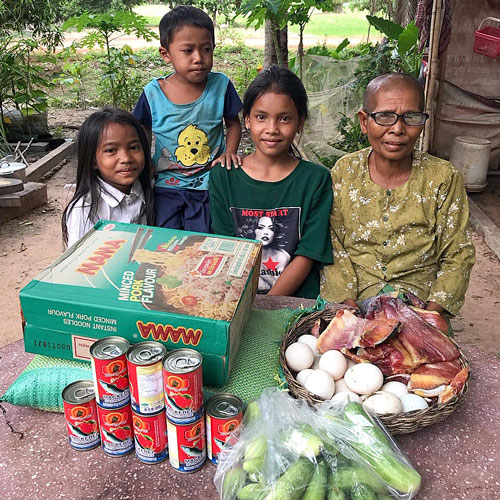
[19,221,262,386]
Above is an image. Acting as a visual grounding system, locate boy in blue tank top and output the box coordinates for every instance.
[133,6,242,232]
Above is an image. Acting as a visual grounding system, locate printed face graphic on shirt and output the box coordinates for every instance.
[175,124,211,166]
[254,217,275,246]
[231,207,300,292]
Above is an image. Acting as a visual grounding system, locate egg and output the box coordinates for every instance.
[346,358,357,369]
[330,391,361,405]
[400,393,429,412]
[285,343,314,372]
[318,350,348,380]
[344,363,384,395]
[311,356,321,369]
[363,391,403,415]
[333,377,350,393]
[381,381,409,399]
[297,335,319,356]
[304,369,336,400]
[296,368,314,386]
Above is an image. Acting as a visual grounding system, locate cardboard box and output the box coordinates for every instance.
[20,221,262,386]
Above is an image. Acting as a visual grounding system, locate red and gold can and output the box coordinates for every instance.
[206,394,243,465]
[167,417,206,473]
[132,409,168,464]
[163,349,203,424]
[62,380,100,451]
[97,403,134,456]
[127,341,166,415]
[90,336,130,409]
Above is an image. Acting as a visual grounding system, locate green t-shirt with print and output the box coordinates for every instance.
[209,159,333,299]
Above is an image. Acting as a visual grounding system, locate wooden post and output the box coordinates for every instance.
[423,0,444,152]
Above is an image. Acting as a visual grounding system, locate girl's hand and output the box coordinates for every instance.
[213,152,242,170]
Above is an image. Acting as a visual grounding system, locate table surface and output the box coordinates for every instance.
[1,296,499,500]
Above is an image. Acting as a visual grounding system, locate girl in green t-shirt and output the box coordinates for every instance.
[209,65,333,298]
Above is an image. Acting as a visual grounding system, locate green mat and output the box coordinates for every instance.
[2,307,306,412]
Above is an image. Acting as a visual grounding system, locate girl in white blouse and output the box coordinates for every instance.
[62,108,154,247]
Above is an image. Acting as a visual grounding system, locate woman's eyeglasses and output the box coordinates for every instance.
[367,111,429,126]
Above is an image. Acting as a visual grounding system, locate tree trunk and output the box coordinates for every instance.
[298,24,305,80]
[264,19,288,69]
[395,0,418,26]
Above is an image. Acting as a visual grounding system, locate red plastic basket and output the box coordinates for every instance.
[473,17,500,57]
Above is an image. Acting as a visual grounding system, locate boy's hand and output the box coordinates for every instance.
[213,152,242,170]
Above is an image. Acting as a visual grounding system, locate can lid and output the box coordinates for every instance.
[163,349,202,374]
[90,337,130,359]
[127,341,166,365]
[206,394,243,418]
[62,380,95,404]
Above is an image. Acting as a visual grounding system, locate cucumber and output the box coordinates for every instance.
[327,486,347,500]
[342,403,421,495]
[332,467,385,494]
[342,402,392,450]
[244,434,267,461]
[351,483,377,500]
[223,466,246,499]
[265,457,315,500]
[302,460,328,500]
[236,482,268,500]
[243,456,265,475]
[243,400,261,425]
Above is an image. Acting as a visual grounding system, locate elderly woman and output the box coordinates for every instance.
[320,73,475,315]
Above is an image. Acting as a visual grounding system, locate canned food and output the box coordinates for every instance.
[167,417,206,473]
[90,336,130,409]
[163,349,203,424]
[132,409,168,464]
[97,403,134,456]
[62,380,100,451]
[206,394,243,464]
[127,341,166,415]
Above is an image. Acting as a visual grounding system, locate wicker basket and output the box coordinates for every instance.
[473,17,500,58]
[280,308,470,435]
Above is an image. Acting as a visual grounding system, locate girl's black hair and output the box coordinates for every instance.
[62,107,154,245]
[242,64,308,121]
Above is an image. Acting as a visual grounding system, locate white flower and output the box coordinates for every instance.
[360,230,371,240]
[449,202,459,213]
[432,291,448,301]
[365,220,380,229]
[396,234,405,246]
[349,189,359,202]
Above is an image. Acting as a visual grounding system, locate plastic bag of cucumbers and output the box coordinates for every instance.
[214,388,420,500]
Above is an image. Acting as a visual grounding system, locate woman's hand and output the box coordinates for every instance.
[426,301,445,314]
[342,298,359,309]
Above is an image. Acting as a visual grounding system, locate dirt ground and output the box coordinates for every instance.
[1,113,499,357]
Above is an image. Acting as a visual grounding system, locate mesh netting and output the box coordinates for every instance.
[297,54,365,164]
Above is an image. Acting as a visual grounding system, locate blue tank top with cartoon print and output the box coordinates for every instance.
[144,71,228,190]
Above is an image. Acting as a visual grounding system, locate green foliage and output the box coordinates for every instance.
[0,0,62,151]
[60,0,142,19]
[318,113,369,168]
[62,10,157,109]
[348,0,396,19]
[214,45,263,95]
[0,0,63,47]
[366,16,422,77]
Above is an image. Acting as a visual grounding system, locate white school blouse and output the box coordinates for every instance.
[66,178,146,248]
